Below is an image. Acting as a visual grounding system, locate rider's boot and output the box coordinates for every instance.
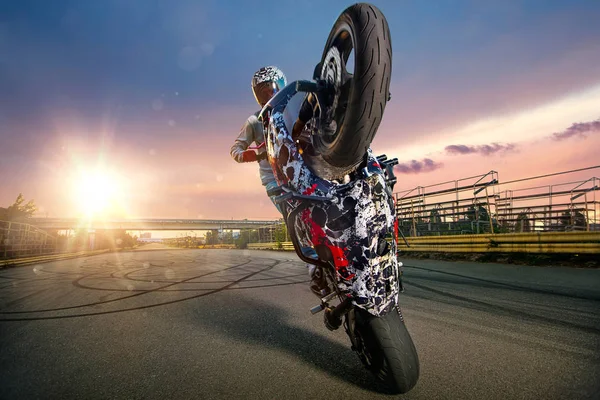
[323,307,343,331]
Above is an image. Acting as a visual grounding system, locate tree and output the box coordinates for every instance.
[222,230,234,244]
[274,224,287,249]
[58,229,138,251]
[205,230,219,245]
[0,194,38,220]
[236,230,250,249]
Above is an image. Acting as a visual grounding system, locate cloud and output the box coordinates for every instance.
[551,118,600,140]
[395,158,443,174]
[445,143,516,156]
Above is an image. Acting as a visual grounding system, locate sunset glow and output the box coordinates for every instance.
[70,167,128,219]
[1,1,599,220]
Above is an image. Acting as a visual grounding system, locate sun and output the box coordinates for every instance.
[70,167,127,218]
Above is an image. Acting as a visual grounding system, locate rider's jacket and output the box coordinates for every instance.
[230,111,275,187]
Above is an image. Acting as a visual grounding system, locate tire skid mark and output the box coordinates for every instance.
[122,271,308,285]
[404,264,600,301]
[2,288,51,308]
[0,260,279,321]
[110,267,149,280]
[0,259,254,315]
[404,279,600,335]
[78,272,310,292]
[0,274,41,281]
[227,279,310,290]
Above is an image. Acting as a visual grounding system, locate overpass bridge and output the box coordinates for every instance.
[26,218,281,231]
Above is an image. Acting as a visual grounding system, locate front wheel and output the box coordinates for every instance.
[314,3,393,171]
[354,306,420,394]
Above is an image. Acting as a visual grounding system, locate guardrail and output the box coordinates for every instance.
[197,244,237,249]
[0,249,111,268]
[397,231,600,254]
[163,243,238,250]
[247,242,295,251]
[246,232,599,255]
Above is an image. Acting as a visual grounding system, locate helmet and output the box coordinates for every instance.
[251,66,287,107]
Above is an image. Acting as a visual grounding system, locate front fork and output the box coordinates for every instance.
[310,289,365,363]
[309,264,356,332]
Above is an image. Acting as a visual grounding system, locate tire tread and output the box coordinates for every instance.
[317,3,392,169]
[355,307,420,394]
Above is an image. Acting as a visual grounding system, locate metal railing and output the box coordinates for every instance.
[1,220,58,259]
[394,167,600,237]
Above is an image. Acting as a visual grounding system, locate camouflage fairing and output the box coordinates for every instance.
[263,85,400,316]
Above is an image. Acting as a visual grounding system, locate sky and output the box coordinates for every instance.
[1,0,600,221]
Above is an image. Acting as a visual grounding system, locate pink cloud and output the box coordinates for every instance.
[393,134,600,196]
[552,118,600,141]
[445,143,516,156]
[395,158,443,174]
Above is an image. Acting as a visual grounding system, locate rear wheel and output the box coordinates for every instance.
[354,306,420,394]
[314,3,392,171]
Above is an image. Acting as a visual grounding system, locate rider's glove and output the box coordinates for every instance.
[241,150,258,162]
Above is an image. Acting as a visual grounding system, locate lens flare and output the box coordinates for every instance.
[70,167,127,219]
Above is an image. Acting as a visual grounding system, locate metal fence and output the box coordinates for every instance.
[1,220,57,259]
[395,167,599,237]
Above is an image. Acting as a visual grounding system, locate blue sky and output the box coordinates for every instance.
[4,0,599,115]
[1,0,600,219]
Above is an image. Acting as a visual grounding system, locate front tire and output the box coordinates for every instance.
[354,306,420,394]
[315,3,393,171]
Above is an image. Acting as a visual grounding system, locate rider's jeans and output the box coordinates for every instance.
[266,181,284,215]
[266,181,318,261]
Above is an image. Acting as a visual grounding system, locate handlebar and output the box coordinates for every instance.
[273,192,331,205]
[267,184,332,205]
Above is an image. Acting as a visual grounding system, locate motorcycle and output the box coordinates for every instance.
[257,3,419,394]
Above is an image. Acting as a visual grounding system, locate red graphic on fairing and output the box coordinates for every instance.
[328,245,354,280]
[300,208,355,281]
[302,184,318,196]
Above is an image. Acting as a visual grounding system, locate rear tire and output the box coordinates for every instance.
[354,306,420,394]
[315,3,392,170]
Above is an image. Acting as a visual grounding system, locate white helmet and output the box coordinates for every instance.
[251,66,287,106]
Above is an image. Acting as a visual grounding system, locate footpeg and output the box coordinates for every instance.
[310,291,339,315]
[310,304,325,314]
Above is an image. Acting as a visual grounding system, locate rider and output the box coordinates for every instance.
[229,66,286,209]
[230,66,327,296]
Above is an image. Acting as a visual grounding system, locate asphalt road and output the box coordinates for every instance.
[1,245,599,399]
